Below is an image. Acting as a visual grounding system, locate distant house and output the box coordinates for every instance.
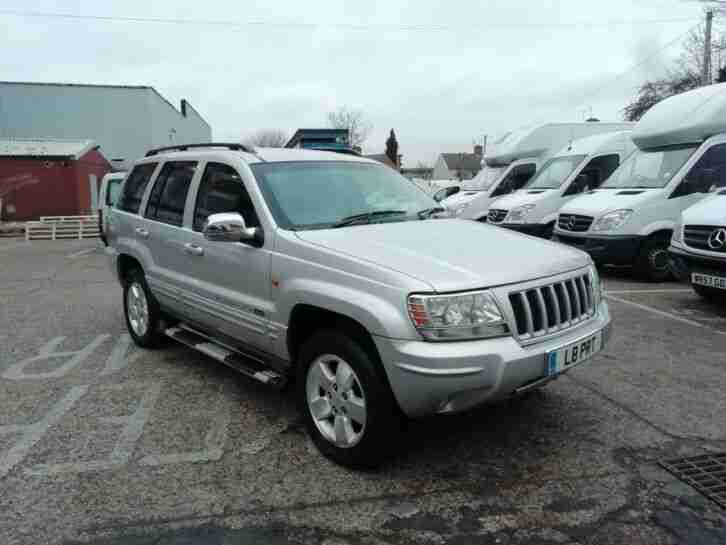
[431,145,484,180]
[0,138,111,220]
[364,153,401,170]
[285,128,350,151]
[0,81,211,168]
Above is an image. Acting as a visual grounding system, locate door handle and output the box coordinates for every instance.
[184,243,204,256]
[134,227,149,239]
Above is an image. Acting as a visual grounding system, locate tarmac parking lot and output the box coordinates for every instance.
[1,238,726,545]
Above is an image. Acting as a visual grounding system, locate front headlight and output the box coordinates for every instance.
[506,204,536,223]
[454,202,470,216]
[407,291,509,341]
[591,209,632,232]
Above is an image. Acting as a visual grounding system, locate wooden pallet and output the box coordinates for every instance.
[25,215,100,241]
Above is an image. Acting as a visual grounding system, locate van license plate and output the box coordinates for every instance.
[546,331,603,376]
[692,273,726,290]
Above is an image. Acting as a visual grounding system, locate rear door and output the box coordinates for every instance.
[176,161,272,352]
[142,161,199,315]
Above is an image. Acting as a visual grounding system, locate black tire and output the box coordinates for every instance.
[123,268,165,348]
[296,329,401,469]
[634,235,672,282]
[692,283,726,301]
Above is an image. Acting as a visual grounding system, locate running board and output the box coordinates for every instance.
[165,325,287,388]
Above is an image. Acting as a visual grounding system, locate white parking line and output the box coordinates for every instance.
[65,247,97,259]
[605,293,725,333]
[604,289,693,294]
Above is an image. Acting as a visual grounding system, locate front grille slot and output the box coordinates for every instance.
[558,214,594,232]
[487,209,508,223]
[508,273,595,339]
[684,225,726,253]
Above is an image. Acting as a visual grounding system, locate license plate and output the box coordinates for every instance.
[692,272,726,290]
[546,330,603,376]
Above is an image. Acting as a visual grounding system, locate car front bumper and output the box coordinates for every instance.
[553,232,642,264]
[373,302,611,418]
[668,242,726,280]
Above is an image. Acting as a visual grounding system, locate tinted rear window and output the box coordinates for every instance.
[117,163,157,214]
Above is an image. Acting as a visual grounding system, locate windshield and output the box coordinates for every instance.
[601,145,697,189]
[461,166,505,191]
[251,161,437,229]
[525,155,586,189]
[106,179,123,206]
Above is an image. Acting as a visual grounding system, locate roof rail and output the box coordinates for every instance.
[144,142,255,157]
[308,147,361,156]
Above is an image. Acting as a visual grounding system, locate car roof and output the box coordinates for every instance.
[134,146,374,166]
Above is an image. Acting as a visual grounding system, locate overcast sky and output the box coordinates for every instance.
[0,0,711,164]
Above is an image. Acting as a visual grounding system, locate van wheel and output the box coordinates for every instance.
[692,284,726,301]
[297,330,400,469]
[634,235,672,282]
[123,269,164,348]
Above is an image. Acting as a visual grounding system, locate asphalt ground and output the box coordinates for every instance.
[1,239,725,545]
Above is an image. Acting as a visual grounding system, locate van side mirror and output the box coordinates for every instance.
[204,212,261,245]
[433,186,460,202]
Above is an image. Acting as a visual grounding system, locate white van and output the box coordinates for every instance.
[484,131,635,238]
[98,171,126,245]
[444,122,633,220]
[670,192,726,298]
[554,83,726,281]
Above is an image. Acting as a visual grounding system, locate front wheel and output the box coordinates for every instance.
[297,330,400,469]
[123,269,165,348]
[634,235,672,282]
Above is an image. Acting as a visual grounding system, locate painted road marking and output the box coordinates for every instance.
[0,386,89,478]
[605,289,693,294]
[606,293,726,333]
[25,382,163,476]
[2,335,111,380]
[65,247,98,259]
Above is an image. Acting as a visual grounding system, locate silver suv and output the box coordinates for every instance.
[107,143,612,468]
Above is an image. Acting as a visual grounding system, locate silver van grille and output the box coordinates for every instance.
[557,213,594,232]
[508,273,595,339]
[684,225,726,253]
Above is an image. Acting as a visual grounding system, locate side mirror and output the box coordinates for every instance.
[433,186,460,202]
[203,212,259,244]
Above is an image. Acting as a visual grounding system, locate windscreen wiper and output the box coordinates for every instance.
[332,210,407,228]
[417,206,446,219]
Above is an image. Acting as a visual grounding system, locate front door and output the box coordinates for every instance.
[178,161,272,352]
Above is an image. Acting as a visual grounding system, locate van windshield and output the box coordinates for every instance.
[526,155,586,189]
[461,166,505,191]
[601,145,697,189]
[107,179,123,206]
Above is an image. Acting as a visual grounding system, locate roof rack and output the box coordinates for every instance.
[144,142,255,157]
[308,147,361,156]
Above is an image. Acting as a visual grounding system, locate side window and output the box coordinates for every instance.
[671,143,726,198]
[106,180,122,206]
[117,163,157,213]
[491,163,536,197]
[565,154,620,196]
[193,163,260,232]
[145,161,197,227]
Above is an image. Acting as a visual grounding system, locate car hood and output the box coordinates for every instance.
[296,219,590,292]
[682,194,726,224]
[441,190,483,208]
[558,188,662,217]
[488,189,557,211]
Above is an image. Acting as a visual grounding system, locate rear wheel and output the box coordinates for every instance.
[634,235,672,282]
[297,330,400,469]
[123,269,165,348]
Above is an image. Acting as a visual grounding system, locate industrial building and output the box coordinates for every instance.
[0,81,212,169]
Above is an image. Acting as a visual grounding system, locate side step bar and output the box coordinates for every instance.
[165,325,287,388]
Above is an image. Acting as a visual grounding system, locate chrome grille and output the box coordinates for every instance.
[684,225,726,253]
[557,213,594,232]
[488,209,507,223]
[508,273,595,339]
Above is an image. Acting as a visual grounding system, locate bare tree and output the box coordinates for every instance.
[327,107,372,148]
[243,129,289,148]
